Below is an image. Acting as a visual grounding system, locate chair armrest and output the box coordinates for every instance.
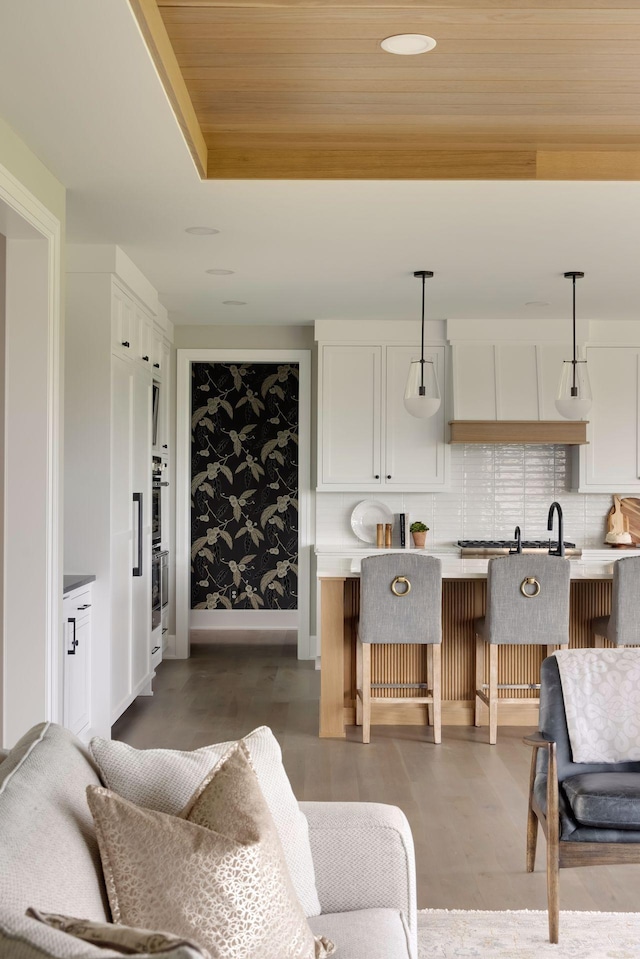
[523,732,555,749]
[300,801,417,958]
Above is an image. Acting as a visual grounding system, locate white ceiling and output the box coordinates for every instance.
[1,1,640,326]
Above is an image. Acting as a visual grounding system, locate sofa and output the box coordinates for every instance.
[0,723,417,959]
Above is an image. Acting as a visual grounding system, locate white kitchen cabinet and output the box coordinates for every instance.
[385,345,446,487]
[110,355,152,720]
[136,305,153,369]
[317,343,447,491]
[573,346,640,493]
[320,345,382,486]
[62,585,92,739]
[112,282,136,360]
[66,248,169,735]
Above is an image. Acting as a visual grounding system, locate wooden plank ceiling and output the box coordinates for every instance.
[130,1,640,179]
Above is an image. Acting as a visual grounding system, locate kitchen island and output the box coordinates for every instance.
[317,547,637,738]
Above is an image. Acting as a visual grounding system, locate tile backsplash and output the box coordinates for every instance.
[315,445,612,549]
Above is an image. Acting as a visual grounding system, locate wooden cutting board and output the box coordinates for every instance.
[607,495,640,544]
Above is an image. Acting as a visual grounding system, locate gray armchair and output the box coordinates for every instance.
[525,654,640,943]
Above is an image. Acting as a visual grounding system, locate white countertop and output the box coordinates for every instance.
[315,545,640,579]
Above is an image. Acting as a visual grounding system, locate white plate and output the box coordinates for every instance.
[350,500,394,544]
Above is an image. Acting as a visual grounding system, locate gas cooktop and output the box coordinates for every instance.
[458,539,581,557]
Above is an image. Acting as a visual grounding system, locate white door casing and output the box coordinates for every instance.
[176,349,312,660]
[0,161,61,748]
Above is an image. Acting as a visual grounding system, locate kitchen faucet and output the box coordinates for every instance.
[547,502,565,557]
[509,525,523,554]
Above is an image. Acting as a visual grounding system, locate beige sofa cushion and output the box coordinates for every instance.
[87,743,331,959]
[0,722,109,921]
[90,726,320,917]
[309,909,412,959]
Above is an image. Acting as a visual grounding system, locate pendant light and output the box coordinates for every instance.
[404,270,441,419]
[555,271,592,420]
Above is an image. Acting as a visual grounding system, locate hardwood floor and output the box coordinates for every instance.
[113,641,640,912]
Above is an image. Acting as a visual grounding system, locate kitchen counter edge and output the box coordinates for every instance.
[63,574,96,595]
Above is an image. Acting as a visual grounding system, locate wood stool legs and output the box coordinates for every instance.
[432,643,442,745]
[361,641,371,745]
[488,643,499,745]
[355,636,363,727]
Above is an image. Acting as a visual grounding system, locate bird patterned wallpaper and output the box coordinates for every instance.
[191,362,299,611]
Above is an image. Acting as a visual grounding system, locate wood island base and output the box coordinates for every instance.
[319,576,612,739]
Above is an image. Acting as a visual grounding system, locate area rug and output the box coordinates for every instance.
[417,909,640,958]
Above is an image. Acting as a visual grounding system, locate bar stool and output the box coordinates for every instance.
[591,556,640,647]
[474,555,571,744]
[356,554,442,744]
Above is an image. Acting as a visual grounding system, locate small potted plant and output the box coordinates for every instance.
[410,521,429,549]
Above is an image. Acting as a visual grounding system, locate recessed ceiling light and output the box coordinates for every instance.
[206,268,235,275]
[185,226,220,235]
[222,300,246,306]
[525,301,551,308]
[380,34,437,55]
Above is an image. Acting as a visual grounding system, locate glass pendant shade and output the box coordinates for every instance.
[555,359,592,420]
[404,359,441,418]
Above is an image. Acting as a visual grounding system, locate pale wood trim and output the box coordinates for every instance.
[537,151,640,181]
[128,0,208,178]
[449,420,588,445]
[205,148,537,181]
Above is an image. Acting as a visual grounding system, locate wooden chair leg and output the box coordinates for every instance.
[546,743,560,944]
[488,644,498,745]
[526,748,539,873]
[432,644,442,745]
[474,634,484,727]
[426,644,434,728]
[362,642,371,744]
[355,636,363,727]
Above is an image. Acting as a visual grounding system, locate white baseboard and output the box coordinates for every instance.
[190,610,299,630]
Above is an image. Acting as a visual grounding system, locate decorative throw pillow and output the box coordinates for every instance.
[26,909,207,956]
[89,726,320,917]
[86,742,334,959]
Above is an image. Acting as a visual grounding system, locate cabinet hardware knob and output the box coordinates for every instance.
[162,444,168,449]
[387,474,392,479]
[153,362,160,368]
[143,355,150,362]
[374,474,380,479]
[122,341,130,348]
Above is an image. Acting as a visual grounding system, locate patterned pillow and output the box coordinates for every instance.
[26,909,207,956]
[86,742,334,959]
[89,726,320,917]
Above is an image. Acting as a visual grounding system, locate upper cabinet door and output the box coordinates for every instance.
[385,345,447,488]
[577,346,640,492]
[320,345,382,487]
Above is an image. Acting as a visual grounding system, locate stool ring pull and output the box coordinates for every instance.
[520,576,541,598]
[391,576,411,597]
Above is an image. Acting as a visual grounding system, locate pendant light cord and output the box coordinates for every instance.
[420,272,425,392]
[572,273,577,394]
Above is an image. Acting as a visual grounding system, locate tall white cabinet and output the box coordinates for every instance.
[65,246,171,737]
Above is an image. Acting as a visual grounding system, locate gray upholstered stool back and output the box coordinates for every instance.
[483,555,570,646]
[359,554,442,645]
[609,557,640,646]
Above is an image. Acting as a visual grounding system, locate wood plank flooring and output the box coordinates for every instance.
[112,640,640,912]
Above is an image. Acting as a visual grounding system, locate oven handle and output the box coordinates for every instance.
[133,492,143,577]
